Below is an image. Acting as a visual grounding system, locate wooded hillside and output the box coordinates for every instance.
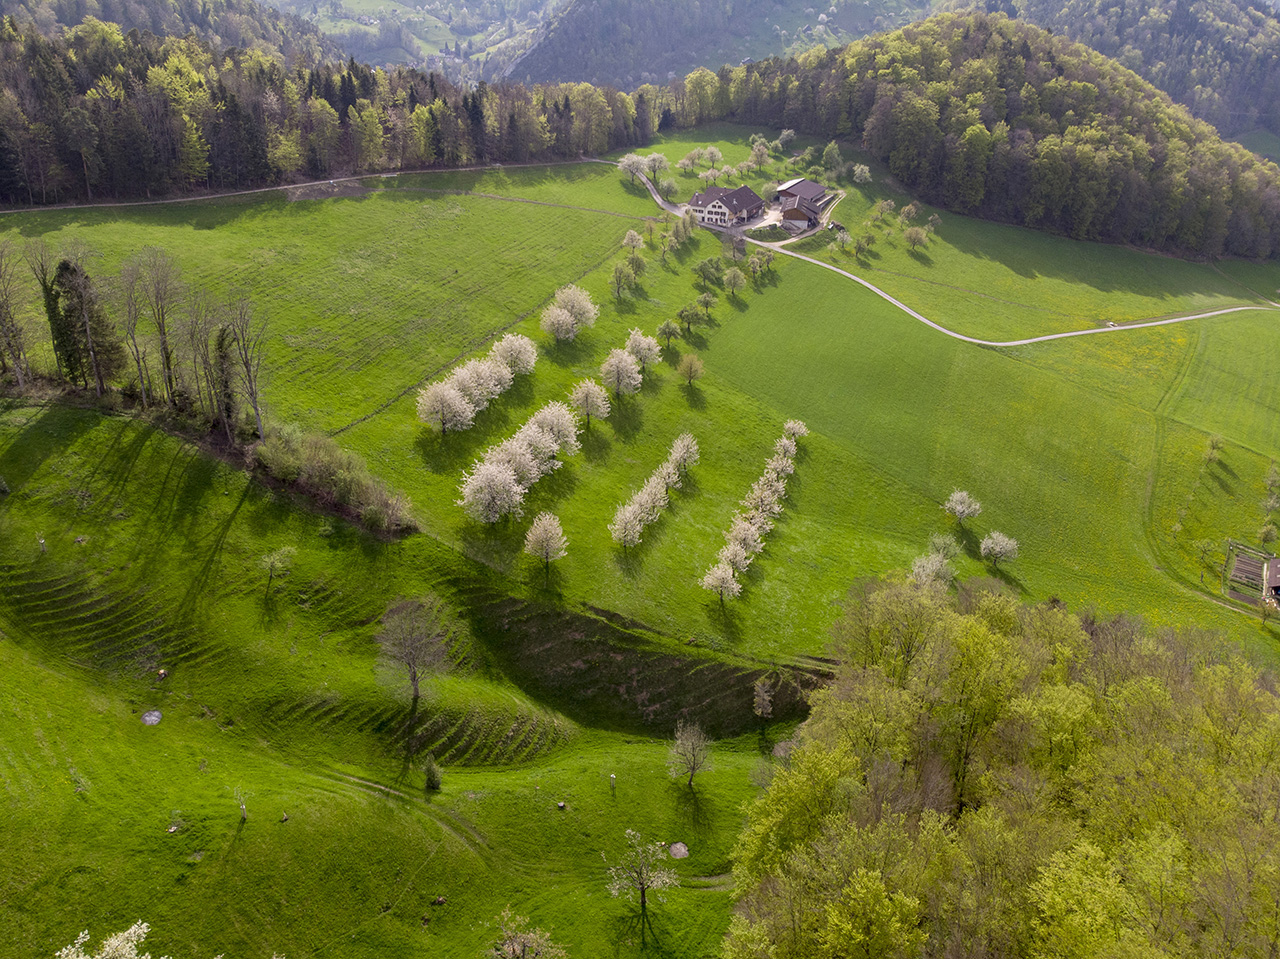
[727,579,1280,958]
[5,0,342,67]
[3,10,1280,259]
[993,0,1280,138]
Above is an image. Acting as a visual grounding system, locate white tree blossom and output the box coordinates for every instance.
[416,381,475,434]
[719,540,751,573]
[605,829,678,912]
[524,512,568,584]
[911,551,954,587]
[765,453,795,477]
[458,461,524,523]
[568,378,611,426]
[669,433,699,474]
[512,423,562,480]
[600,348,642,398]
[489,333,538,375]
[486,435,545,489]
[944,489,983,524]
[774,435,797,459]
[528,401,582,456]
[625,328,662,373]
[643,153,670,181]
[726,516,763,557]
[450,357,512,412]
[618,153,647,183]
[783,419,809,440]
[609,501,646,549]
[980,531,1019,567]
[56,922,183,959]
[541,304,578,342]
[623,229,645,250]
[635,475,669,523]
[554,284,599,332]
[701,562,741,602]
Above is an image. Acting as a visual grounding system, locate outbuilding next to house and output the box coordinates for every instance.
[688,185,765,226]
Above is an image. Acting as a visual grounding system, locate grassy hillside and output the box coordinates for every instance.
[7,125,1280,952]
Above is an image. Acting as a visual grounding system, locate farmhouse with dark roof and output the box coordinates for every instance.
[688,184,765,226]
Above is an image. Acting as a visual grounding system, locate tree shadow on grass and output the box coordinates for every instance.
[581,425,613,462]
[704,598,744,645]
[608,910,673,957]
[681,384,706,410]
[682,330,709,352]
[671,781,713,843]
[611,397,644,441]
[908,247,935,267]
[545,335,592,368]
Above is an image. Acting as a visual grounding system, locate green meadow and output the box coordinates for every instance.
[5,124,1280,954]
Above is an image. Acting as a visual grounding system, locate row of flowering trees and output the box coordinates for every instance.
[701,420,808,602]
[609,434,700,549]
[416,333,539,434]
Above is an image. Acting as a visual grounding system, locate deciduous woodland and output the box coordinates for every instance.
[3,11,1280,257]
[728,579,1280,959]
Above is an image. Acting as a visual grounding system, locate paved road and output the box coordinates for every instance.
[618,159,1280,347]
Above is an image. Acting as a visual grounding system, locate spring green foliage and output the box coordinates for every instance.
[5,10,1279,260]
[996,0,1280,137]
[728,580,1280,958]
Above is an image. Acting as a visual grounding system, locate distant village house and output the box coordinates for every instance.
[688,184,765,226]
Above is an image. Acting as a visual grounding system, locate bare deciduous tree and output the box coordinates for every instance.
[667,719,712,787]
[378,596,452,699]
[135,247,182,405]
[753,677,774,720]
[227,295,266,438]
[0,239,28,387]
[677,353,704,386]
[259,546,296,595]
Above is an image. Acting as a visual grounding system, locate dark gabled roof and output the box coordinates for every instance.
[689,185,732,208]
[777,177,827,201]
[690,184,764,215]
[780,195,821,220]
[721,184,764,214]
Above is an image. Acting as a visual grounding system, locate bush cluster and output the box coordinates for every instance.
[255,424,412,531]
[457,401,582,523]
[416,333,538,434]
[608,433,699,549]
[701,420,808,600]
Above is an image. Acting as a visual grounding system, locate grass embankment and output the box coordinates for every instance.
[0,401,777,957]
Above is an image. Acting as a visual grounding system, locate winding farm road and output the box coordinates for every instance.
[623,162,1280,347]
